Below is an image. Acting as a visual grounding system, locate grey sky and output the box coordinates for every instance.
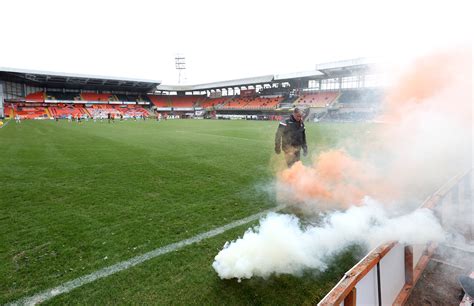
[0,0,470,85]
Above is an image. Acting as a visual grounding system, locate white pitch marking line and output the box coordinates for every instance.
[0,120,10,129]
[9,206,283,306]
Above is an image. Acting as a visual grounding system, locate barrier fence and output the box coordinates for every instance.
[318,169,472,306]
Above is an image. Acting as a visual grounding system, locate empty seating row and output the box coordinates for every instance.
[221,96,283,109]
[11,105,49,119]
[294,92,339,107]
[25,91,152,103]
[25,92,46,103]
[49,105,88,117]
[199,97,229,108]
[148,95,203,108]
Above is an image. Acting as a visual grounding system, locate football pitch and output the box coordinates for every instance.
[1,119,373,305]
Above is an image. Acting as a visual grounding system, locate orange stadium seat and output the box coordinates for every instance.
[199,97,228,108]
[148,95,170,107]
[149,95,201,108]
[223,97,248,109]
[169,96,200,108]
[49,105,88,118]
[223,96,282,109]
[86,105,121,117]
[244,96,282,109]
[113,105,150,117]
[4,103,14,118]
[13,105,49,119]
[25,91,45,103]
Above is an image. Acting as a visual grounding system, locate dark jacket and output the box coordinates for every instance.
[275,115,307,152]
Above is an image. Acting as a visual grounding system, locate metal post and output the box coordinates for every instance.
[376,262,382,306]
[0,81,5,118]
[405,245,414,285]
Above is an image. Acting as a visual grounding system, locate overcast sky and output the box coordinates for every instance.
[0,0,470,85]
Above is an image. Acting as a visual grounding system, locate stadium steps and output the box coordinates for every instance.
[159,95,173,107]
[195,96,207,108]
[81,108,92,116]
[214,94,237,108]
[45,107,53,118]
[226,95,236,104]
[217,97,230,108]
[220,95,238,108]
[303,92,341,121]
[331,92,342,105]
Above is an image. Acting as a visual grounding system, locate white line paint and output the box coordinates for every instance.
[9,206,283,305]
[0,120,10,129]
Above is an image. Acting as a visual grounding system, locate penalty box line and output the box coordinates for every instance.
[10,206,283,306]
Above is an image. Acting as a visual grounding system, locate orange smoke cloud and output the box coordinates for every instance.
[381,48,471,124]
[277,48,471,209]
[277,150,394,207]
[378,47,472,183]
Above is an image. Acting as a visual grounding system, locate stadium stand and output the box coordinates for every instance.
[86,105,121,118]
[222,97,247,109]
[199,97,229,109]
[116,94,151,103]
[113,105,150,117]
[259,86,291,96]
[80,93,113,102]
[1,59,382,121]
[3,103,13,118]
[24,91,155,103]
[12,105,49,119]
[222,96,282,109]
[337,89,383,104]
[280,95,299,104]
[49,105,88,118]
[169,96,201,108]
[82,105,150,118]
[25,91,45,103]
[129,94,151,103]
[148,95,202,108]
[294,91,339,107]
[46,91,81,101]
[25,91,153,103]
[114,94,130,102]
[149,95,170,107]
[244,96,282,109]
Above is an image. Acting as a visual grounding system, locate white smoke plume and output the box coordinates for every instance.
[213,197,445,280]
[213,48,470,281]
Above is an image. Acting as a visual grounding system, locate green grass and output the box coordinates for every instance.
[1,119,373,305]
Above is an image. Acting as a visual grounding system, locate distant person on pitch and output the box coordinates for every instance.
[274,108,308,167]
